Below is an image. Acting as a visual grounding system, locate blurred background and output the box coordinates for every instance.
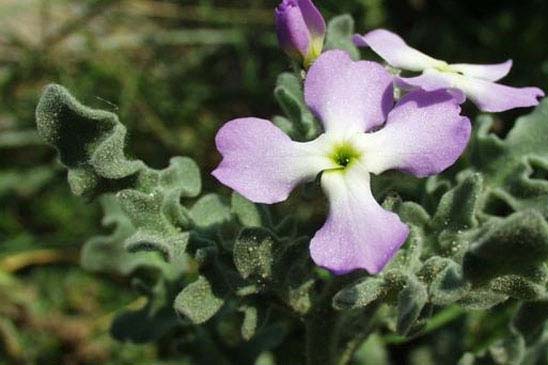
[1,0,547,364]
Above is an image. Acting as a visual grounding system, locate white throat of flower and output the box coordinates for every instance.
[319,132,364,174]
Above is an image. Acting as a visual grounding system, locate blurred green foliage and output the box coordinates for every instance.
[1,0,547,364]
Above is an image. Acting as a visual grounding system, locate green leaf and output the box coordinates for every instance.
[431,173,482,232]
[324,14,360,60]
[35,84,143,197]
[457,289,508,310]
[117,189,190,261]
[274,72,319,140]
[160,156,201,199]
[272,115,298,138]
[239,305,267,341]
[396,276,428,335]
[190,193,231,229]
[233,228,278,282]
[35,84,203,266]
[463,211,548,283]
[111,275,180,343]
[174,275,225,324]
[389,203,427,272]
[333,277,386,310]
[489,275,547,300]
[81,195,165,275]
[231,192,262,227]
[428,261,470,305]
[468,98,548,219]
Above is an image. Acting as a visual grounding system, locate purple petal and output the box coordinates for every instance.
[353,29,446,71]
[454,77,545,112]
[450,60,512,82]
[310,167,409,274]
[275,0,311,57]
[212,118,334,204]
[396,69,452,91]
[360,89,471,177]
[304,50,394,133]
[297,0,326,37]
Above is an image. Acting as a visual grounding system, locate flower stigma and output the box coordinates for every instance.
[330,143,362,171]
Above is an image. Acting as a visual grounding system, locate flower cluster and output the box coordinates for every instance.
[213,1,544,274]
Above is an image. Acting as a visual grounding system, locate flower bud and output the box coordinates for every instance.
[275,0,326,68]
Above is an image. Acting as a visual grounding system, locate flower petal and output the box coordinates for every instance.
[396,69,452,91]
[452,76,545,112]
[360,89,471,177]
[353,29,446,71]
[397,68,544,112]
[212,117,335,204]
[275,0,311,57]
[449,60,512,82]
[310,166,409,274]
[304,50,394,134]
[297,0,326,37]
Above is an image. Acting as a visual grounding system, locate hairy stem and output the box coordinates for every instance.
[383,305,465,345]
[305,274,363,365]
[336,304,380,365]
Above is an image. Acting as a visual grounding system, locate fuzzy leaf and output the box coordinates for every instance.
[190,193,231,229]
[36,85,202,263]
[174,276,225,324]
[333,277,386,310]
[469,98,548,219]
[117,189,190,260]
[81,195,165,275]
[239,305,268,341]
[429,261,470,305]
[233,228,278,281]
[274,72,319,140]
[457,289,508,310]
[489,275,547,300]
[324,14,360,60]
[432,173,482,232]
[396,276,428,335]
[463,211,548,283]
[35,84,143,197]
[111,276,180,343]
[272,115,298,138]
[231,193,262,227]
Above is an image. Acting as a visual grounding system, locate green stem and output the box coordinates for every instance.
[305,274,363,365]
[306,307,338,365]
[383,305,466,345]
[336,304,380,365]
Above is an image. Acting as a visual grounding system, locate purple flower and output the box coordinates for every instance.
[353,29,545,112]
[275,0,326,68]
[212,50,471,275]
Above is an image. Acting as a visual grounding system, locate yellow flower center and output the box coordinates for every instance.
[330,144,361,170]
